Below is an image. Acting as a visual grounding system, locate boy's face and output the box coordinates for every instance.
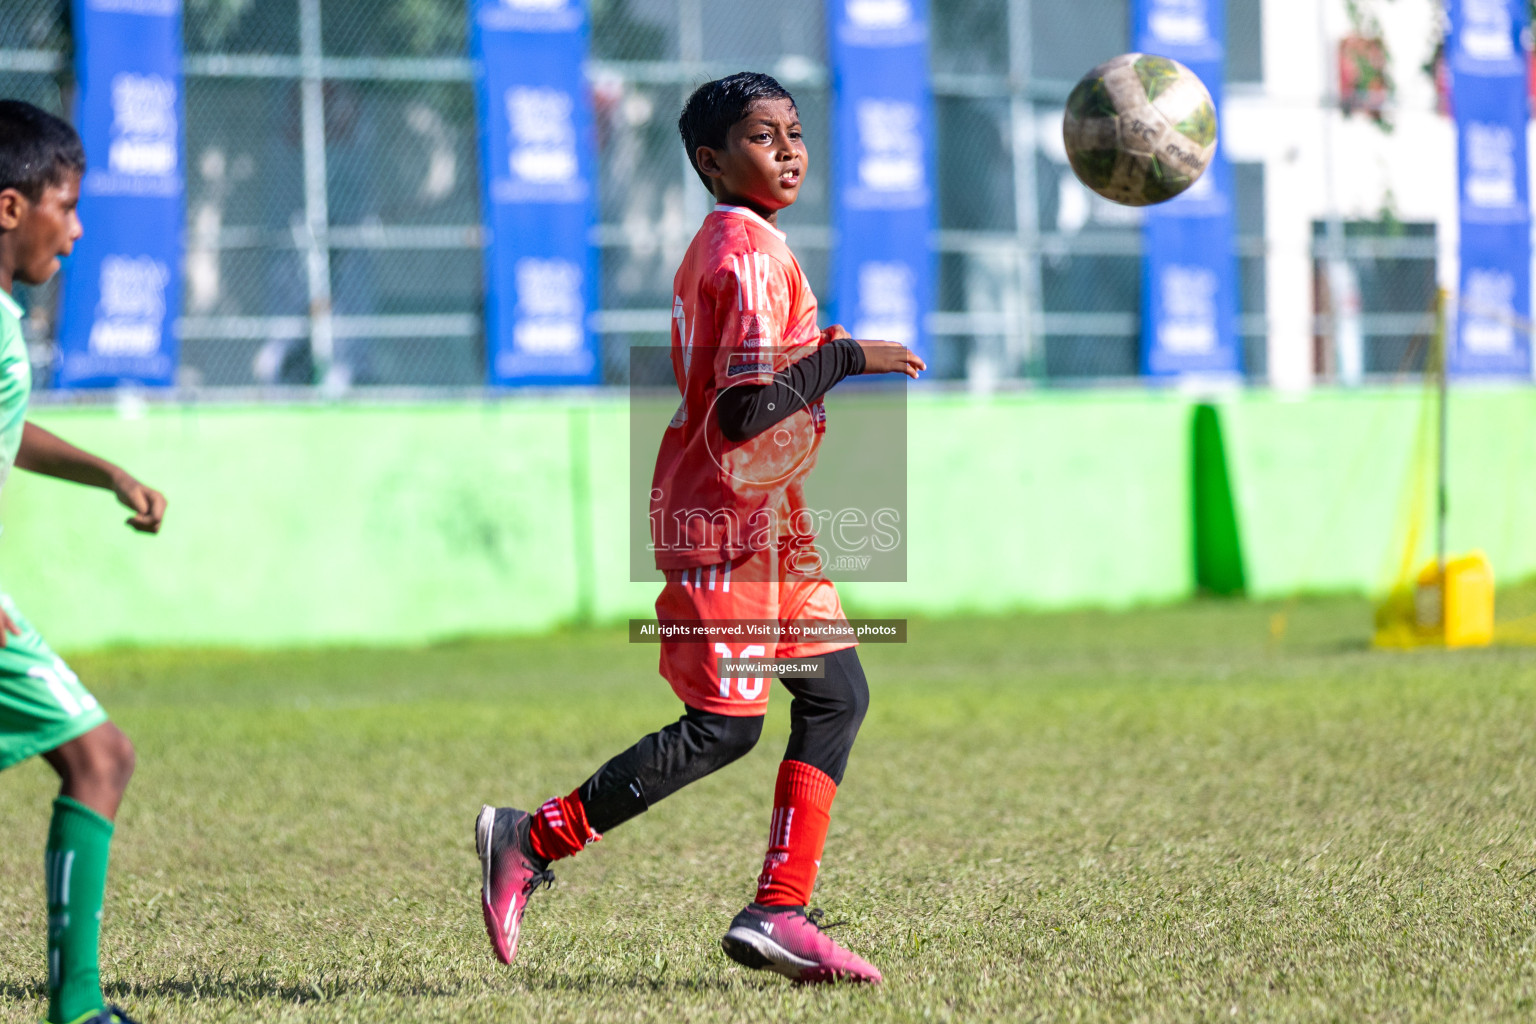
[0,170,83,287]
[696,98,805,216]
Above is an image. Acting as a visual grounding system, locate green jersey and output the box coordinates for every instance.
[0,288,32,496]
[0,288,105,769]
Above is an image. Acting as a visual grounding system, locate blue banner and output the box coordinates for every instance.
[56,0,182,388]
[1448,0,1531,376]
[827,0,933,362]
[1134,0,1241,378]
[470,0,598,386]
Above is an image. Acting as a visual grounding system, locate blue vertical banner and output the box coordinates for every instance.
[1134,0,1241,378]
[56,0,182,388]
[828,0,933,362]
[1447,0,1531,376]
[471,0,599,386]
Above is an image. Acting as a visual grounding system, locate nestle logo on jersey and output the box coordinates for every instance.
[726,353,772,378]
[739,314,772,347]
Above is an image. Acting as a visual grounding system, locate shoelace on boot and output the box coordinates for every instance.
[802,907,846,931]
[524,868,556,896]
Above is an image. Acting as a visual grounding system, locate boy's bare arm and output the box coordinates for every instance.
[825,324,927,378]
[855,339,926,378]
[16,422,167,533]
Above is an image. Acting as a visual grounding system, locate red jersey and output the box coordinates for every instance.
[650,204,830,571]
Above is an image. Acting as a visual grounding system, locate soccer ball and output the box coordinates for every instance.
[1062,53,1217,207]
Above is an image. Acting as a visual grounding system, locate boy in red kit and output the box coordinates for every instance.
[476,72,923,984]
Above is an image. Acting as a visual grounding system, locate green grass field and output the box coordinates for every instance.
[2,597,1535,1023]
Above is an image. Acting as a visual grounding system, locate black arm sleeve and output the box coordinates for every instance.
[715,336,866,443]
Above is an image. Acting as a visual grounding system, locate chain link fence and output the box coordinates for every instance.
[0,0,1442,392]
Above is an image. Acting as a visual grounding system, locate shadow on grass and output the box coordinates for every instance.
[514,971,766,994]
[1,972,757,1006]
[1323,637,1374,654]
[93,973,471,1002]
[112,976,470,1007]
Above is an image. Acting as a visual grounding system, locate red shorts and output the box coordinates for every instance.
[655,545,855,716]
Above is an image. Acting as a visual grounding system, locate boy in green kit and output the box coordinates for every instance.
[0,99,168,1024]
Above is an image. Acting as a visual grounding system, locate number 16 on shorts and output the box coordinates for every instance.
[715,643,766,700]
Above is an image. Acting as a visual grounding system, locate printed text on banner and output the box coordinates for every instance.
[471,0,599,386]
[828,0,933,364]
[56,0,183,389]
[1134,0,1241,379]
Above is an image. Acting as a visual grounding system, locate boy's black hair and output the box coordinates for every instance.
[678,72,796,192]
[0,100,86,202]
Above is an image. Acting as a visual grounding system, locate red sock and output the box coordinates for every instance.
[527,788,601,863]
[755,760,838,907]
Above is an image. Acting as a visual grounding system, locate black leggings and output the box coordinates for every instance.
[579,647,870,834]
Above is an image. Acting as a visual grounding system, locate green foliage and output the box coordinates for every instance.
[1376,188,1405,237]
[589,0,667,62]
[1343,0,1397,133]
[186,0,256,49]
[386,0,464,57]
[3,600,1536,1022]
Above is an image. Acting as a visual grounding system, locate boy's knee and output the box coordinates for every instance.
[820,686,866,756]
[781,649,870,783]
[700,712,763,763]
[839,671,870,728]
[66,724,135,791]
[585,708,764,829]
[823,649,870,729]
[109,728,137,787]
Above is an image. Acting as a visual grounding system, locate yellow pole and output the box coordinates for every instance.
[1436,289,1447,580]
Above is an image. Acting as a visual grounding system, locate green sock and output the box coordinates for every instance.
[45,795,113,1024]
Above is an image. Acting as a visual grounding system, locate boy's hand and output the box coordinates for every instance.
[857,340,926,379]
[111,472,167,534]
[0,606,21,648]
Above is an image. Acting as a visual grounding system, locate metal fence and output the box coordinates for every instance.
[0,0,1440,392]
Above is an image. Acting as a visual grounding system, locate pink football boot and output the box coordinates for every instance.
[475,805,555,964]
[721,903,883,984]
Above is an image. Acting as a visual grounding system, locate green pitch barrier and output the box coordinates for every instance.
[1210,386,1536,599]
[9,387,1530,651]
[1,404,589,649]
[0,392,1193,650]
[836,391,1193,616]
